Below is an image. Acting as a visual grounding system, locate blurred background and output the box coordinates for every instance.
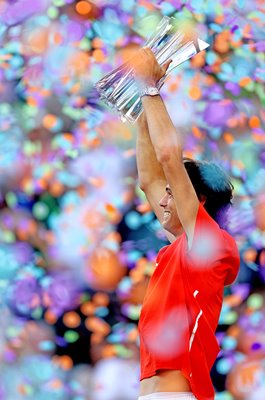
[0,0,264,399]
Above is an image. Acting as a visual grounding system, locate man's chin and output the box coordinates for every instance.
[162,221,171,232]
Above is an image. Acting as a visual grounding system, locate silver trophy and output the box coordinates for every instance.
[95,16,209,124]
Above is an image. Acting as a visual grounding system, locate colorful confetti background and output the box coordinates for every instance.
[0,0,265,399]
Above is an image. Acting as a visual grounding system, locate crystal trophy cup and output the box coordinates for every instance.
[95,16,209,124]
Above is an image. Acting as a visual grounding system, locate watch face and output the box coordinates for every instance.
[148,87,159,96]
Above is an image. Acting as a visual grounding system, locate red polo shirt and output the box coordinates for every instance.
[138,203,240,400]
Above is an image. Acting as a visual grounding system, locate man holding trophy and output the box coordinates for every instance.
[96,17,240,400]
[133,47,240,400]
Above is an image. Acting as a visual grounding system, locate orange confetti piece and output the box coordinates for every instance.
[0,54,12,61]
[123,148,135,158]
[53,32,63,45]
[76,185,87,198]
[92,292,110,307]
[168,81,179,92]
[214,15,225,24]
[243,24,252,39]
[223,132,234,144]
[190,51,205,68]
[88,177,105,188]
[214,31,230,53]
[43,114,57,129]
[239,77,252,87]
[249,115,261,129]
[58,355,73,370]
[48,379,63,390]
[91,332,104,345]
[18,384,28,395]
[189,86,202,100]
[224,294,243,307]
[192,125,204,139]
[44,310,58,324]
[92,37,104,49]
[204,75,216,86]
[138,0,155,11]
[63,133,74,142]
[75,1,92,15]
[49,181,65,197]
[102,344,116,358]
[227,325,240,338]
[93,49,105,63]
[85,317,111,336]
[105,203,117,213]
[136,202,152,213]
[37,178,49,190]
[227,117,238,128]
[70,82,81,93]
[252,133,265,143]
[27,97,38,107]
[27,28,49,54]
[105,231,122,244]
[63,311,81,329]
[128,328,139,342]
[230,39,242,48]
[80,301,95,316]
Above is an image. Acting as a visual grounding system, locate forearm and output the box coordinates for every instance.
[141,95,183,164]
[136,112,166,189]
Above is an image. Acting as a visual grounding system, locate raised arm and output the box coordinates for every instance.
[136,111,176,243]
[134,48,200,248]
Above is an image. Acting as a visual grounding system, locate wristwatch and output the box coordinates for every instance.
[140,86,160,98]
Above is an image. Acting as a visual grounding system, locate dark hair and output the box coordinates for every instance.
[183,158,234,229]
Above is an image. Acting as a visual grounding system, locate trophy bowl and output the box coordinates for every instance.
[95,16,209,124]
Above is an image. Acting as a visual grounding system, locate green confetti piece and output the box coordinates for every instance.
[79,38,92,51]
[222,310,238,325]
[66,149,79,159]
[247,293,264,309]
[31,307,43,319]
[47,6,59,19]
[114,344,133,358]
[21,384,34,396]
[25,105,39,116]
[53,0,65,6]
[1,231,16,243]
[32,202,50,220]
[6,326,22,338]
[80,293,91,302]
[5,192,17,208]
[0,102,12,115]
[64,330,79,343]
[62,106,85,120]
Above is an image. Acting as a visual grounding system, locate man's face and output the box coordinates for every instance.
[159,184,183,236]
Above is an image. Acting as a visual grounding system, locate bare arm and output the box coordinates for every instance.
[133,47,199,249]
[136,112,176,243]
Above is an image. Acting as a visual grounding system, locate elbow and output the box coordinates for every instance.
[156,150,171,164]
[156,147,182,165]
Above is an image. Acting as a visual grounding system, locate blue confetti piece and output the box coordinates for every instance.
[221,62,233,75]
[206,51,217,65]
[209,23,223,33]
[125,211,142,230]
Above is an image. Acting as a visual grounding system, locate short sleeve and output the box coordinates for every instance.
[186,203,240,281]
[223,234,240,286]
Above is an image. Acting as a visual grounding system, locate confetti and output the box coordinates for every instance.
[0,0,264,398]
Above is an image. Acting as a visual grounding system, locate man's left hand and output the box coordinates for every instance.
[130,47,172,87]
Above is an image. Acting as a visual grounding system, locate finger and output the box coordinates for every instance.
[143,47,155,59]
[162,59,173,71]
[161,59,173,74]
